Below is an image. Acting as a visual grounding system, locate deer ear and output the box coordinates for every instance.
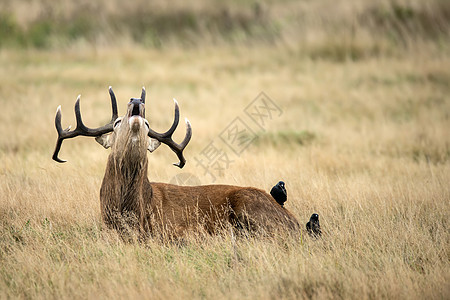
[147,137,161,153]
[95,134,112,149]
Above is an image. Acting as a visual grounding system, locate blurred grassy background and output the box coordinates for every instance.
[0,0,449,299]
[0,0,449,53]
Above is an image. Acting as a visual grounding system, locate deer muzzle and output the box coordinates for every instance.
[127,98,146,133]
[128,98,145,118]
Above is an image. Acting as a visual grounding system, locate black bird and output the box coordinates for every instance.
[306,213,321,237]
[270,181,287,207]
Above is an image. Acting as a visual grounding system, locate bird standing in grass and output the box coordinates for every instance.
[306,213,321,237]
[270,181,287,207]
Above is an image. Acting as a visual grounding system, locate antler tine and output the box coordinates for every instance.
[74,95,88,131]
[147,99,192,168]
[52,105,69,163]
[163,99,180,137]
[141,87,146,104]
[109,86,119,121]
[171,118,192,168]
[52,88,119,163]
[161,118,192,168]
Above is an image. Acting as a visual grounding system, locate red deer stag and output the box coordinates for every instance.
[53,87,300,238]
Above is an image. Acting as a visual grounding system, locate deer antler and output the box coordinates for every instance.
[147,99,192,168]
[52,87,119,163]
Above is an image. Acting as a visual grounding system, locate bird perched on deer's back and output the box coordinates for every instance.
[270,181,287,207]
[306,213,321,237]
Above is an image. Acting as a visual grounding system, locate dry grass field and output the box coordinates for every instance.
[0,0,449,299]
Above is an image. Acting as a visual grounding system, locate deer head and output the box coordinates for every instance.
[52,87,192,168]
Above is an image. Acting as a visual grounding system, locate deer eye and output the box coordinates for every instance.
[114,119,122,128]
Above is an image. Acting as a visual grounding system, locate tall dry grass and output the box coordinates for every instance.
[0,0,449,299]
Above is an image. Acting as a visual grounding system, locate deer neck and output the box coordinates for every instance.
[101,145,151,215]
